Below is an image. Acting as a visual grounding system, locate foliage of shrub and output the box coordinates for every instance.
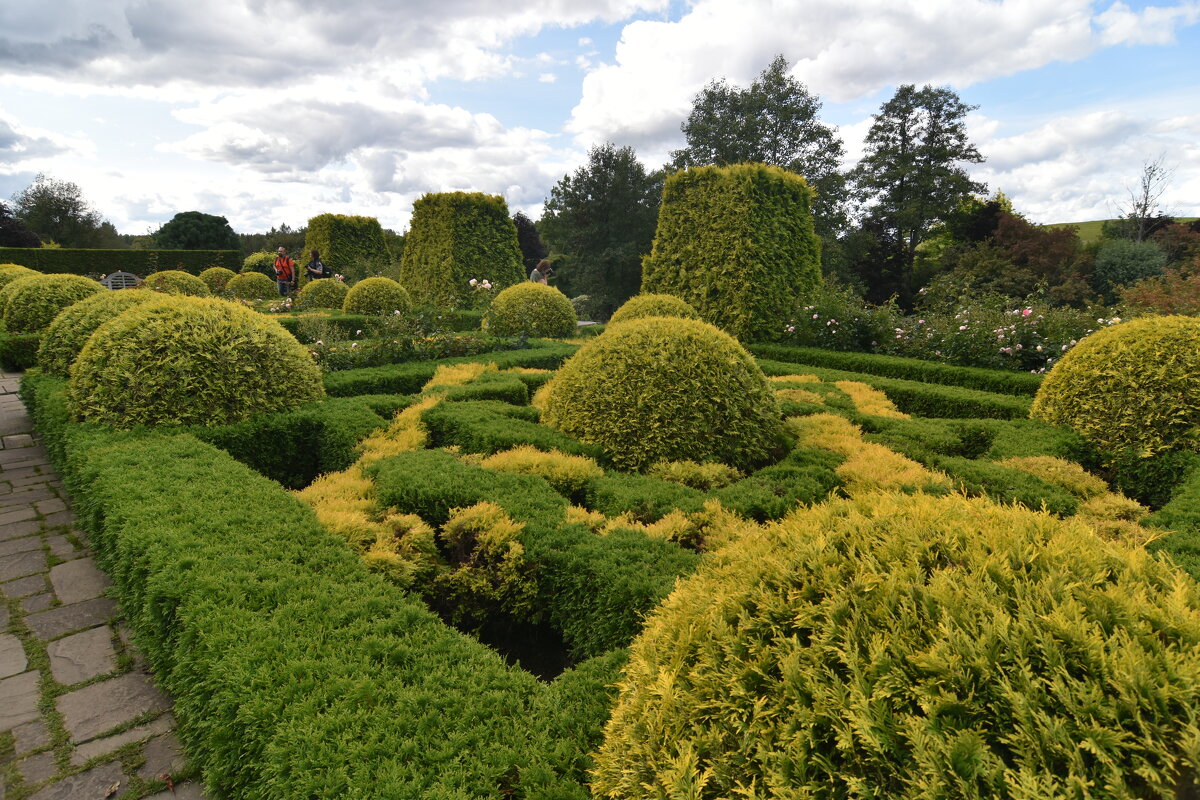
[584,472,708,522]
[641,163,821,342]
[478,446,604,499]
[713,463,842,522]
[1093,237,1168,300]
[295,277,349,310]
[199,266,237,294]
[0,262,37,289]
[607,293,699,326]
[68,296,325,427]
[931,455,1079,516]
[539,317,786,471]
[1031,316,1200,458]
[483,283,577,338]
[37,289,160,375]
[341,276,411,316]
[645,459,742,490]
[0,331,40,370]
[593,491,1200,800]
[0,273,103,333]
[422,400,601,458]
[226,270,277,299]
[241,250,276,276]
[400,192,525,310]
[998,455,1108,498]
[304,214,391,284]
[143,269,210,297]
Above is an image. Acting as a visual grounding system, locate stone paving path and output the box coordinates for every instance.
[0,370,204,800]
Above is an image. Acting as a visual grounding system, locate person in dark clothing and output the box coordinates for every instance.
[304,249,328,281]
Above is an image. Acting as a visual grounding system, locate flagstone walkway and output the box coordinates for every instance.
[0,370,204,800]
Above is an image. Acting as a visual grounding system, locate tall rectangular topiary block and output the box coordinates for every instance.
[400,192,524,310]
[304,214,391,282]
[641,163,821,343]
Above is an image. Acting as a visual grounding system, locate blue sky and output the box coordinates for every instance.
[1,0,1197,235]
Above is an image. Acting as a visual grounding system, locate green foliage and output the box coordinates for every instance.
[0,247,240,276]
[242,250,276,276]
[713,462,842,521]
[37,289,159,375]
[642,163,821,342]
[0,262,37,288]
[932,455,1080,516]
[0,200,40,247]
[341,276,411,316]
[585,472,708,521]
[154,210,241,251]
[68,296,325,427]
[593,491,1200,799]
[540,317,786,471]
[513,211,548,271]
[295,277,349,310]
[303,213,391,283]
[607,293,699,326]
[198,266,237,293]
[1093,238,1168,300]
[400,192,524,310]
[143,269,210,296]
[645,459,741,490]
[0,331,39,370]
[1031,316,1200,459]
[422,400,602,458]
[0,272,103,332]
[9,173,122,248]
[483,283,577,338]
[225,270,277,299]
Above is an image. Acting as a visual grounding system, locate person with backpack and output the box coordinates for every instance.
[304,249,328,281]
[273,247,296,296]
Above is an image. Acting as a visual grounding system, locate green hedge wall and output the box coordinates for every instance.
[0,331,39,370]
[303,214,391,284]
[641,164,821,343]
[399,192,524,310]
[0,248,241,276]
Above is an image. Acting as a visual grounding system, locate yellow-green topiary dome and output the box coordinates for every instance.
[143,269,210,297]
[483,282,576,338]
[593,491,1200,799]
[536,316,784,471]
[1030,316,1200,457]
[0,273,104,333]
[341,276,411,316]
[0,263,37,290]
[297,277,349,310]
[199,266,237,294]
[225,271,277,300]
[607,293,699,326]
[68,296,325,428]
[38,290,159,375]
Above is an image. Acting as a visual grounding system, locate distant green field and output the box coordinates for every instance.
[1044,218,1198,244]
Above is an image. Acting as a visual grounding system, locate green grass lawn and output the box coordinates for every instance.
[1045,217,1198,244]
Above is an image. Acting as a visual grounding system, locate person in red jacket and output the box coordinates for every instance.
[273,247,296,296]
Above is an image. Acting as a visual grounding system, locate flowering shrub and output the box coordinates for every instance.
[467,278,495,311]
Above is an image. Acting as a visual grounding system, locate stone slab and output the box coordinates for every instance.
[0,670,41,732]
[0,518,40,540]
[18,750,58,785]
[21,592,54,613]
[35,498,66,515]
[0,486,57,507]
[12,718,51,756]
[27,597,117,640]
[49,558,110,605]
[2,434,35,448]
[144,783,206,800]
[0,505,38,528]
[48,626,116,686]
[0,534,44,557]
[137,732,187,781]
[69,713,174,767]
[0,632,28,678]
[0,549,44,581]
[45,535,78,559]
[2,574,47,599]
[57,671,171,743]
[26,761,124,800]
[40,510,76,529]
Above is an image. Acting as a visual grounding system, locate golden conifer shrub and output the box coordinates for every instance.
[37,290,160,375]
[482,282,576,338]
[0,273,103,333]
[607,293,699,326]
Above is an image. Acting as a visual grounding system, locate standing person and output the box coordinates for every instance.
[530,259,553,284]
[273,247,296,296]
[304,249,327,281]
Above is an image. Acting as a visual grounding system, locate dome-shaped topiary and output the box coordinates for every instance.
[593,491,1200,799]
[225,271,277,300]
[296,277,349,310]
[38,290,160,375]
[608,293,700,326]
[143,270,210,297]
[199,266,237,294]
[68,296,324,428]
[0,263,37,290]
[0,274,103,333]
[242,251,276,276]
[1030,316,1200,458]
[341,276,411,316]
[537,316,785,471]
[483,283,576,338]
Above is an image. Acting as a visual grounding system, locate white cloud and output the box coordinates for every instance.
[538,72,557,83]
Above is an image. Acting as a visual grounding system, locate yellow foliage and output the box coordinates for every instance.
[479,445,603,496]
[356,395,441,464]
[774,388,826,406]
[999,456,1109,498]
[834,380,908,418]
[565,504,607,532]
[424,361,491,390]
[768,374,821,384]
[646,459,742,490]
[442,502,526,559]
[601,500,756,552]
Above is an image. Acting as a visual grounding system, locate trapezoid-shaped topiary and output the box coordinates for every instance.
[1031,316,1200,459]
[536,315,785,471]
[342,276,411,316]
[304,214,391,284]
[483,283,576,338]
[68,296,324,428]
[38,289,159,375]
[641,163,821,343]
[143,269,210,297]
[0,273,104,333]
[607,293,699,326]
[593,490,1200,799]
[399,192,524,310]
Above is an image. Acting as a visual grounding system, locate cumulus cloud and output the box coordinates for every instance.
[0,116,67,164]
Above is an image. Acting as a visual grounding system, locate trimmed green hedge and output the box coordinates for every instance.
[0,248,240,276]
[749,343,1043,397]
[0,331,39,370]
[304,214,391,284]
[641,163,821,342]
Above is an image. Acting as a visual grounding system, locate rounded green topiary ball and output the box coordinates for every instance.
[341,276,411,316]
[199,266,237,294]
[143,270,210,297]
[1030,316,1200,458]
[297,278,349,310]
[68,296,325,428]
[483,283,576,338]
[242,251,276,276]
[537,316,785,471]
[608,293,699,326]
[38,289,160,375]
[0,263,37,291]
[226,271,278,300]
[593,491,1200,798]
[0,274,104,333]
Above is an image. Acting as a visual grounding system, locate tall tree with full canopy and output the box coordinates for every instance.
[10,173,122,248]
[851,84,985,306]
[539,143,662,319]
[512,211,548,272]
[671,55,846,237]
[154,210,241,251]
[0,200,40,247]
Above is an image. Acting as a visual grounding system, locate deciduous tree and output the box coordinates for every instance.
[154,210,241,251]
[10,173,122,248]
[0,200,40,247]
[512,211,548,272]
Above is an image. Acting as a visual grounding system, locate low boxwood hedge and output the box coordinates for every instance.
[0,331,39,370]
